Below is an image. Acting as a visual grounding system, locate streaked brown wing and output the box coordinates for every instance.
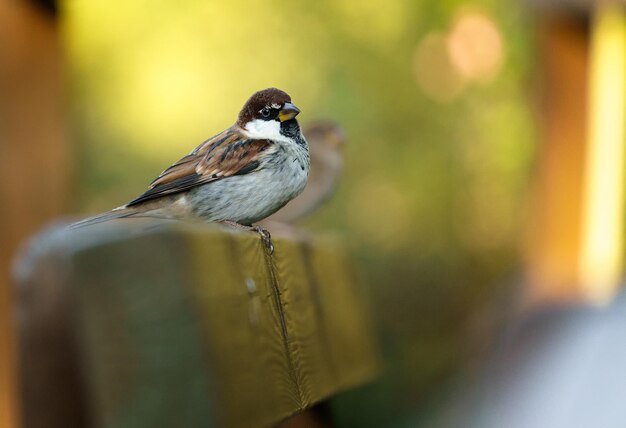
[127,127,272,206]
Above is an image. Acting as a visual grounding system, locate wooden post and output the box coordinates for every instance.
[0,2,69,427]
[525,14,590,304]
[15,220,380,428]
[579,4,626,303]
[525,2,626,306]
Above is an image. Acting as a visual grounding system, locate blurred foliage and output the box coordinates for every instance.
[65,0,535,426]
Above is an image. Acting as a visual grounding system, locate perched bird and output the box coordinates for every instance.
[263,120,345,225]
[72,88,310,252]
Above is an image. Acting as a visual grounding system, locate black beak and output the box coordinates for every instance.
[278,102,300,122]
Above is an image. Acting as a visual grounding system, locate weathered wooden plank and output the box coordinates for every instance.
[186,229,299,427]
[16,239,87,428]
[72,231,216,427]
[15,219,380,428]
[273,240,337,405]
[307,241,380,390]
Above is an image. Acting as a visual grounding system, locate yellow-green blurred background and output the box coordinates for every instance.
[15,0,626,427]
[64,1,534,425]
[9,0,626,428]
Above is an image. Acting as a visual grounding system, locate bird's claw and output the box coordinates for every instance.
[218,220,275,255]
[253,226,274,255]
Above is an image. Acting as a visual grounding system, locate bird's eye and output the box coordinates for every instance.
[260,107,271,118]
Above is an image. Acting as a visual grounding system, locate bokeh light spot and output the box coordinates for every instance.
[447,9,504,82]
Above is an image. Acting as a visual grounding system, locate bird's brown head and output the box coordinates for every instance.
[304,121,347,149]
[237,88,301,128]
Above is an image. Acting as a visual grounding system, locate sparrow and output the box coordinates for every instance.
[263,120,345,225]
[72,88,310,252]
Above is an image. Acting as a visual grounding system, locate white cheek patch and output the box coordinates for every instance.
[243,119,291,143]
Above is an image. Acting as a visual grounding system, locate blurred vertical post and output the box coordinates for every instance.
[526,1,626,306]
[525,14,589,304]
[0,1,69,427]
[579,3,626,303]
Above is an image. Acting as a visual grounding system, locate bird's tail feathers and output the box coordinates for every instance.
[70,206,138,229]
